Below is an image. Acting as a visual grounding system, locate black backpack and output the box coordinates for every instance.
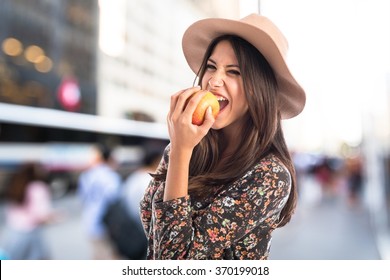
[102,198,147,259]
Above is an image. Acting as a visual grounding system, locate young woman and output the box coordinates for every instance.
[1,163,56,259]
[140,14,306,260]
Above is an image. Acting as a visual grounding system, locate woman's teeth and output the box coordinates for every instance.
[217,96,229,110]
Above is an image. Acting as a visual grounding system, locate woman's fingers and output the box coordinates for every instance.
[169,89,185,118]
[167,88,215,149]
[170,86,202,121]
[181,89,206,114]
[200,106,216,131]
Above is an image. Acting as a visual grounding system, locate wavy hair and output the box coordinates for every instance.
[156,35,297,227]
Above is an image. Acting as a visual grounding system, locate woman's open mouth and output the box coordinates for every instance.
[216,96,229,111]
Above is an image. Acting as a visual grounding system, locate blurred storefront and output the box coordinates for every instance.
[0,0,99,114]
[0,0,240,136]
[0,0,239,198]
[362,72,390,259]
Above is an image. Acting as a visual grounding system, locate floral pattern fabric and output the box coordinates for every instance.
[140,144,292,260]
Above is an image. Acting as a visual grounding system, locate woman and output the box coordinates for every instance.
[1,163,56,259]
[140,14,306,260]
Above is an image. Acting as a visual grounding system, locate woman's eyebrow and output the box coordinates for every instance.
[207,58,217,65]
[208,58,240,68]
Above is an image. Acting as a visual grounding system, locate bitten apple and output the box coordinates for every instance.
[191,91,220,125]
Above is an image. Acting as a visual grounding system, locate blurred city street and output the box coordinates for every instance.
[0,0,389,263]
[0,175,381,260]
[270,178,381,260]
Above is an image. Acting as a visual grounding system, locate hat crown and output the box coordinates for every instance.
[240,14,289,57]
[182,14,305,119]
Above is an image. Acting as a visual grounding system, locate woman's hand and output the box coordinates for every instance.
[164,86,215,201]
[167,86,216,152]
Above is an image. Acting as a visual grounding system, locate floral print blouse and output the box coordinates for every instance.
[140,145,292,260]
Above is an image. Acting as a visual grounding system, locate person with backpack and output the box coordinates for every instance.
[77,144,121,259]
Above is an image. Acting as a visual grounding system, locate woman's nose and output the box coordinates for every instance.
[208,77,224,89]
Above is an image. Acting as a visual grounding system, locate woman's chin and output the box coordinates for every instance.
[211,120,224,130]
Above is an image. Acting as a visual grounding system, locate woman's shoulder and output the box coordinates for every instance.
[245,153,291,184]
[258,153,288,170]
[223,153,291,201]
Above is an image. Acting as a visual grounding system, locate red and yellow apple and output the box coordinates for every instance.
[191,91,220,125]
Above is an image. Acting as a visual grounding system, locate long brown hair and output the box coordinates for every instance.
[5,162,48,204]
[156,35,297,227]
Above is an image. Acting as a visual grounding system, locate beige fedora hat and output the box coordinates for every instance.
[182,13,306,119]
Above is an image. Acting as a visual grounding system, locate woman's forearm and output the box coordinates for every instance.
[163,146,192,201]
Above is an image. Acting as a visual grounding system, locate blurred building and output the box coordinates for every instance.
[259,0,390,259]
[0,0,239,198]
[362,72,390,259]
[97,0,240,122]
[0,0,240,136]
[0,0,99,114]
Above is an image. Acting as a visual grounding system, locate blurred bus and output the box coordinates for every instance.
[0,102,169,199]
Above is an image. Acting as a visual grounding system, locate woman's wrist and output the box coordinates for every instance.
[163,146,192,201]
[169,145,193,164]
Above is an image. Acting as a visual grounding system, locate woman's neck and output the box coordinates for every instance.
[219,128,241,160]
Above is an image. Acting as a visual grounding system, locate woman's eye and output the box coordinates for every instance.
[228,70,241,75]
[206,64,216,70]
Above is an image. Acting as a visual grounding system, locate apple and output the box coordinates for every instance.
[191,91,220,125]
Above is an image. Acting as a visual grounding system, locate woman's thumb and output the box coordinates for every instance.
[202,106,215,128]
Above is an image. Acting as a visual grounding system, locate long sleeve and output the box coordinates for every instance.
[140,145,291,260]
[140,145,170,237]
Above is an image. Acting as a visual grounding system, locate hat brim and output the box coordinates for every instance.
[182,15,306,119]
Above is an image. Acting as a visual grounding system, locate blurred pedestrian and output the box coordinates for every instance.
[123,142,164,224]
[312,156,345,202]
[1,162,57,259]
[345,155,364,207]
[77,144,121,259]
[140,13,306,259]
[313,157,334,198]
[112,142,164,259]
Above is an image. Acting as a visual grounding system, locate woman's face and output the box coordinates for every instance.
[201,40,248,131]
